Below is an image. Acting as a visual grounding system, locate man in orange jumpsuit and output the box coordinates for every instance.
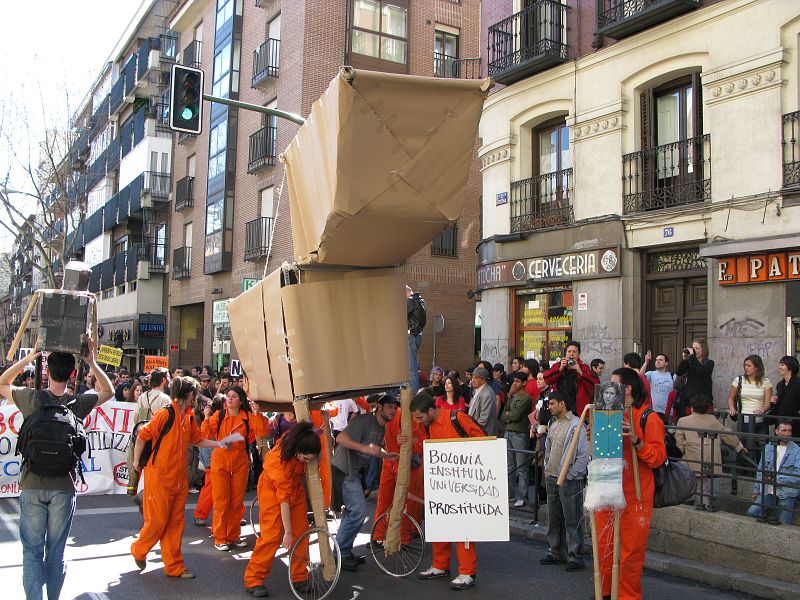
[593,368,666,600]
[372,402,427,544]
[131,377,224,578]
[202,387,269,550]
[411,391,485,591]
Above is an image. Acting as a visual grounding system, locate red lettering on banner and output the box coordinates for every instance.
[9,410,22,435]
[0,412,5,436]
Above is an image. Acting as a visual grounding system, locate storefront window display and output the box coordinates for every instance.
[516,288,573,368]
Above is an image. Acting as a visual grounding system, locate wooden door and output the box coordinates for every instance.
[647,276,707,363]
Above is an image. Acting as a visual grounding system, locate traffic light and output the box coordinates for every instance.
[169,64,204,134]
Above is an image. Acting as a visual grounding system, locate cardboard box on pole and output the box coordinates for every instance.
[228,267,407,407]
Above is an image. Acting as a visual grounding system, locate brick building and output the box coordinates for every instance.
[167,0,484,375]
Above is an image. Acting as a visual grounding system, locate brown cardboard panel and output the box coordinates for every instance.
[227,278,273,400]
[263,270,294,403]
[282,268,407,396]
[283,68,489,267]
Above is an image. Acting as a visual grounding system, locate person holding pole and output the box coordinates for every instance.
[411,391,485,591]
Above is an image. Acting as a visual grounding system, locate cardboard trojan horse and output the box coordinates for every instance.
[228,68,489,567]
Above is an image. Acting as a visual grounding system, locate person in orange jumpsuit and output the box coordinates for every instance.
[372,407,427,544]
[310,408,335,508]
[201,386,269,550]
[410,391,485,591]
[244,421,322,597]
[593,368,667,600]
[131,376,224,578]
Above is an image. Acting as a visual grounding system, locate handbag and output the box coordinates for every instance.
[730,376,743,422]
[640,409,695,508]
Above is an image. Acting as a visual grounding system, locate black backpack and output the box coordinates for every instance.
[134,404,176,467]
[450,411,486,438]
[640,408,695,507]
[16,391,89,483]
[408,293,427,336]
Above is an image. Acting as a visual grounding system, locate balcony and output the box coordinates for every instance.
[123,56,137,99]
[252,38,280,87]
[182,40,202,68]
[160,33,178,62]
[622,134,711,213]
[147,98,172,136]
[89,264,101,293]
[101,258,114,290]
[510,168,574,232]
[113,252,126,287]
[172,246,192,280]
[431,224,458,257]
[129,173,144,214]
[244,217,273,261]
[487,1,569,86]
[175,176,195,212]
[782,111,800,189]
[110,77,125,116]
[139,238,167,272]
[89,95,109,139]
[434,54,482,79]
[597,0,702,40]
[83,209,104,244]
[106,136,121,173]
[248,125,277,172]
[141,171,171,207]
[104,195,118,231]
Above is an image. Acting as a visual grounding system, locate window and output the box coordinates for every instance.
[260,186,274,219]
[113,236,128,256]
[205,200,224,257]
[212,42,232,98]
[351,1,408,66]
[208,122,228,180]
[431,223,457,257]
[434,28,459,77]
[216,0,234,31]
[515,289,573,366]
[268,14,281,40]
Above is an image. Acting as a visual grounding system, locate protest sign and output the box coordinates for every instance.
[230,359,242,377]
[143,355,169,371]
[422,438,509,542]
[97,345,123,367]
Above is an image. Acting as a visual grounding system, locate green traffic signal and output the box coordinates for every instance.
[169,65,204,134]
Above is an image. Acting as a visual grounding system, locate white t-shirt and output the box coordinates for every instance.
[731,376,773,416]
[330,399,358,431]
[645,370,675,414]
[766,444,788,496]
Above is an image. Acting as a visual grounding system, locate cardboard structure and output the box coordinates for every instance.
[38,291,92,355]
[228,267,407,407]
[282,67,490,267]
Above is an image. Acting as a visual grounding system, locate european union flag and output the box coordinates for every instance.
[593,410,623,459]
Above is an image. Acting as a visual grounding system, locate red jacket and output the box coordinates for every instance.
[542,360,599,416]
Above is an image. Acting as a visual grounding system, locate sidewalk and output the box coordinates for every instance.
[509,509,800,600]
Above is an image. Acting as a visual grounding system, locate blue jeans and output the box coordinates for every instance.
[338,475,368,557]
[20,489,77,600]
[747,494,797,524]
[408,333,422,394]
[545,476,585,563]
[505,431,530,502]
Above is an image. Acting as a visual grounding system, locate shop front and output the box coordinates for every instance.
[211,298,231,372]
[97,314,166,373]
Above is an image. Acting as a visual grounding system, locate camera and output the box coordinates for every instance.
[567,359,576,367]
[683,348,691,355]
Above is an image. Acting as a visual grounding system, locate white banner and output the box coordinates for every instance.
[0,400,135,498]
[423,438,509,543]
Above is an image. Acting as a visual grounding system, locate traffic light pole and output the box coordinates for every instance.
[202,94,305,125]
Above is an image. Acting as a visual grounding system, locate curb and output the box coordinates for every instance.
[509,517,800,600]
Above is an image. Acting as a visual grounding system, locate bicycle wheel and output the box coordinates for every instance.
[369,511,425,577]
[250,496,260,538]
[288,527,341,600]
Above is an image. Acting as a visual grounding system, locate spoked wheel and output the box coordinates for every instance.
[369,511,425,577]
[249,496,260,538]
[288,527,341,600]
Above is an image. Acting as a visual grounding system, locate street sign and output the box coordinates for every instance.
[230,359,242,377]
[242,277,261,292]
[578,292,588,311]
[496,192,508,206]
[97,345,123,367]
[663,226,674,237]
[143,355,169,372]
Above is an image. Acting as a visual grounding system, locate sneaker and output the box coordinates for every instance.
[513,499,524,508]
[193,517,207,526]
[367,540,384,550]
[292,580,311,593]
[539,554,563,565]
[246,585,269,597]
[229,539,248,548]
[240,518,248,526]
[418,566,450,580]
[341,555,361,571]
[176,570,195,579]
[566,561,585,572]
[214,543,231,551]
[449,574,475,590]
[134,557,146,571]
[188,487,200,494]
[756,515,769,523]
[768,518,781,525]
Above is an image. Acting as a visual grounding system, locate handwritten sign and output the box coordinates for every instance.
[97,345,123,367]
[230,359,242,378]
[423,438,509,542]
[143,355,169,372]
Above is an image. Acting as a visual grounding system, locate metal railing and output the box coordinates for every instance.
[252,38,280,85]
[123,56,137,97]
[175,176,195,211]
[244,217,273,261]
[172,246,192,279]
[487,0,568,82]
[143,171,171,200]
[160,33,178,61]
[248,124,278,172]
[106,136,121,172]
[431,224,458,257]
[90,95,109,137]
[510,168,573,232]
[434,53,482,79]
[598,0,702,32]
[782,110,800,188]
[183,40,202,68]
[622,134,711,213]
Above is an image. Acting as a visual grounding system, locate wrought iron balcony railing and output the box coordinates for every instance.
[622,134,711,213]
[487,0,569,85]
[510,168,574,232]
[597,0,702,40]
[175,176,195,212]
[183,40,202,68]
[782,111,800,189]
[143,171,171,201]
[172,246,192,280]
[248,125,277,172]
[431,224,458,257]
[434,54,482,79]
[252,38,280,86]
[244,217,273,261]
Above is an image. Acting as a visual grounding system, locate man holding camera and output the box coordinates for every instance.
[542,341,599,415]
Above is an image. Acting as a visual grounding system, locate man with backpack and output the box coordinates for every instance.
[407,285,427,393]
[0,339,114,600]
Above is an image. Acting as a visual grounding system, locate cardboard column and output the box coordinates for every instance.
[383,386,412,554]
[293,397,336,581]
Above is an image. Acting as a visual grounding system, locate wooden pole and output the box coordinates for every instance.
[557,403,592,486]
[589,511,602,600]
[628,405,641,501]
[610,510,622,600]
[6,292,40,361]
[293,397,336,581]
[384,386,412,554]
[320,409,334,508]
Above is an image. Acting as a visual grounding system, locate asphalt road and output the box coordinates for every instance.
[0,493,758,600]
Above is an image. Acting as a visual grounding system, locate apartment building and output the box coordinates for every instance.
[477,0,800,403]
[167,0,484,373]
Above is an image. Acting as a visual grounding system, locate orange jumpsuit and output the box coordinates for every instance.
[373,411,427,543]
[131,401,203,576]
[594,404,666,600]
[310,410,333,508]
[202,409,269,545]
[244,442,312,588]
[427,409,485,576]
[193,469,246,521]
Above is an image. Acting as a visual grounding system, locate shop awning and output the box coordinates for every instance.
[699,234,800,258]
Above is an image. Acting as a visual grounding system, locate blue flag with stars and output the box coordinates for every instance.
[593,410,623,459]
